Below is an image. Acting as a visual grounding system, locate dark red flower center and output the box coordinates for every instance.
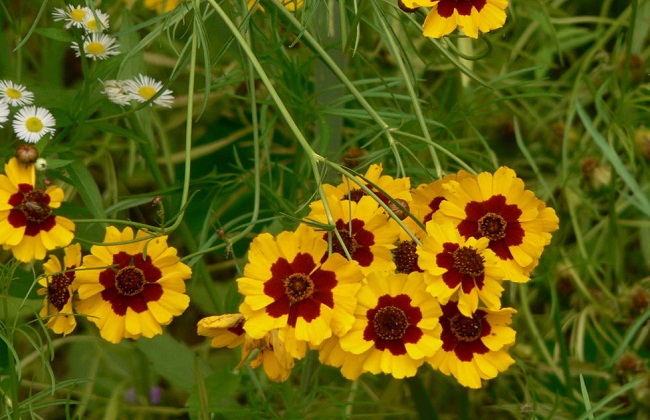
[348,184,390,204]
[47,267,76,311]
[364,294,423,355]
[452,246,485,277]
[373,306,409,340]
[393,240,422,274]
[478,213,507,241]
[331,228,359,256]
[283,273,315,304]
[115,266,146,296]
[437,0,487,17]
[7,184,57,236]
[439,301,490,361]
[450,314,483,342]
[99,251,163,316]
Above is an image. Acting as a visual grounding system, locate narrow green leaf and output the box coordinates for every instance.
[64,159,106,220]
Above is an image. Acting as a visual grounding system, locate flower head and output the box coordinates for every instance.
[237,224,364,358]
[75,227,192,344]
[434,167,559,282]
[127,75,174,108]
[0,158,75,262]
[325,271,442,379]
[197,314,295,382]
[428,301,516,388]
[418,221,505,317]
[0,80,34,107]
[52,5,91,29]
[12,106,56,143]
[101,79,132,106]
[72,33,120,60]
[402,0,508,39]
[38,243,82,335]
[81,9,110,33]
[307,195,401,274]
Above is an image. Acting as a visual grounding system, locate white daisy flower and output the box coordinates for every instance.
[0,80,34,107]
[101,79,132,106]
[72,33,120,60]
[82,9,110,33]
[0,102,9,127]
[127,75,174,108]
[52,5,91,29]
[12,106,57,143]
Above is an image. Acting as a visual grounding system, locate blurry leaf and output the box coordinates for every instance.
[64,158,107,220]
[8,269,40,300]
[34,28,74,43]
[137,333,211,391]
[186,363,241,417]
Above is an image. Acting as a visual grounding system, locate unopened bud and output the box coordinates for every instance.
[388,198,410,220]
[151,196,162,206]
[580,157,611,190]
[15,145,39,164]
[35,158,48,171]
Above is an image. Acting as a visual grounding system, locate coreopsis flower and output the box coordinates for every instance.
[52,5,90,29]
[197,314,294,382]
[403,0,508,39]
[435,167,559,283]
[81,9,110,33]
[428,301,516,389]
[327,271,442,379]
[418,221,505,317]
[75,227,192,344]
[0,102,8,127]
[127,75,174,108]
[72,33,120,60]
[237,224,364,358]
[12,106,56,143]
[101,79,132,106]
[0,158,75,262]
[324,164,412,214]
[0,80,34,107]
[307,195,401,274]
[37,243,82,335]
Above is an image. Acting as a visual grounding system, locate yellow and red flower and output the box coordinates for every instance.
[428,301,516,388]
[329,271,442,379]
[75,226,192,344]
[403,0,509,39]
[197,313,294,382]
[237,224,364,358]
[418,221,504,316]
[0,158,75,262]
[38,243,82,335]
[307,195,401,274]
[435,167,559,283]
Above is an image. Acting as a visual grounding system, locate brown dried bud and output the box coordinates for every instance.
[388,198,410,220]
[580,157,611,190]
[42,178,52,186]
[151,196,162,206]
[15,145,39,164]
[616,353,645,375]
[342,146,366,169]
[632,286,650,314]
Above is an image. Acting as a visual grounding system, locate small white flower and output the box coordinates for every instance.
[72,33,120,60]
[82,9,110,33]
[52,5,91,29]
[35,158,48,171]
[127,74,174,108]
[12,106,56,143]
[0,102,9,127]
[101,79,132,106]
[0,80,34,107]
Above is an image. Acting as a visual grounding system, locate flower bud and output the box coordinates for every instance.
[15,145,39,164]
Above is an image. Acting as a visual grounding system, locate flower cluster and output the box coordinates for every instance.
[399,0,509,39]
[53,5,120,60]
[198,164,559,388]
[0,80,56,143]
[102,75,175,108]
[38,226,192,344]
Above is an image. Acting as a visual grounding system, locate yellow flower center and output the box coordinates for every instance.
[373,305,409,340]
[86,19,98,31]
[70,8,86,22]
[283,273,314,304]
[25,116,44,133]
[115,266,146,296]
[138,86,157,100]
[85,42,107,56]
[5,87,22,99]
[452,246,485,277]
